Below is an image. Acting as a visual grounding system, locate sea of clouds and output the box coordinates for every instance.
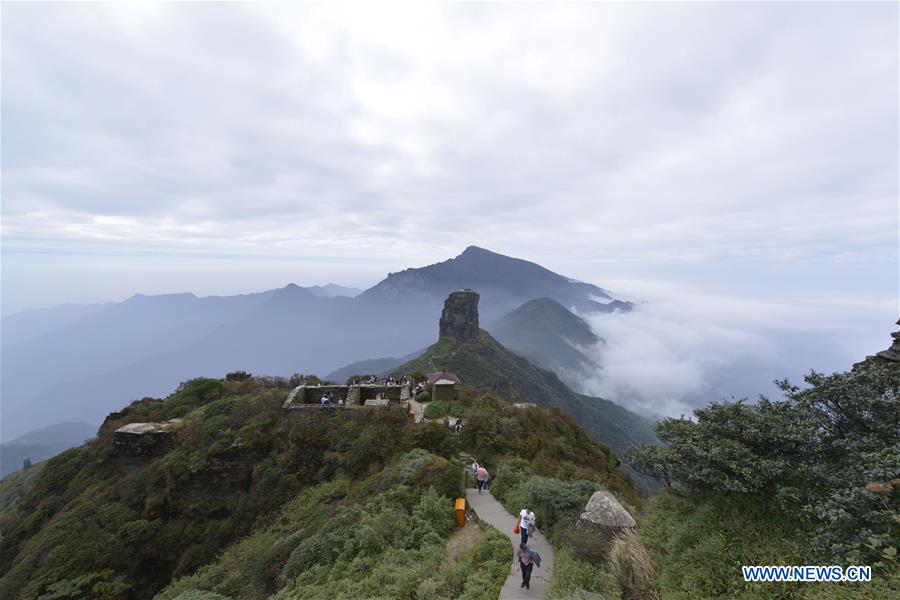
[576,282,896,420]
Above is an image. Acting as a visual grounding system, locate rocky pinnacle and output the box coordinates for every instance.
[875,318,900,363]
[439,289,480,342]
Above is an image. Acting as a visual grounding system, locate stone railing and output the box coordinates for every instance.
[283,384,409,417]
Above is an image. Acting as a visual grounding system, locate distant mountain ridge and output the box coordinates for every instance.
[362,246,628,322]
[0,422,96,478]
[1,247,630,440]
[492,297,601,387]
[395,332,657,461]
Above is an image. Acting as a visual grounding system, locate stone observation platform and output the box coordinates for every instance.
[282,383,410,417]
[113,419,182,458]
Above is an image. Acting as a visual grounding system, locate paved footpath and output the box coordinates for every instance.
[465,488,555,600]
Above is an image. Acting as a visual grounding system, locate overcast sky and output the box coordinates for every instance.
[2,2,897,317]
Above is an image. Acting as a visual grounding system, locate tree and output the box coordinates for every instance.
[627,362,900,565]
[22,457,32,471]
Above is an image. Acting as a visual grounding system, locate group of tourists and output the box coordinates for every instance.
[349,375,411,386]
[471,459,542,591]
[319,392,344,405]
[515,506,539,589]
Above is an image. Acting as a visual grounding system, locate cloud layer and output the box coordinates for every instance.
[2,3,897,313]
[579,283,897,418]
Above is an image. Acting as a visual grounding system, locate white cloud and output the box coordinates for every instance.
[1,2,896,314]
[578,283,897,419]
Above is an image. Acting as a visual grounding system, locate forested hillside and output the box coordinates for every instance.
[395,329,659,473]
[0,376,638,600]
[628,359,899,598]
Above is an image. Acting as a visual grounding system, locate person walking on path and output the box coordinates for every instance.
[465,488,555,599]
[518,506,536,544]
[516,542,536,590]
[476,465,489,494]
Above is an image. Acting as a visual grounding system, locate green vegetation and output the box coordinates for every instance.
[641,493,898,599]
[0,371,638,599]
[422,400,464,420]
[394,330,659,485]
[628,361,900,598]
[159,450,479,600]
[488,456,646,598]
[546,546,618,600]
[424,400,447,419]
[0,461,44,516]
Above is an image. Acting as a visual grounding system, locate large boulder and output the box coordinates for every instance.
[577,491,636,530]
[439,289,480,342]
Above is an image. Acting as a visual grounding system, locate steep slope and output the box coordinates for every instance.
[394,330,658,461]
[0,374,637,599]
[492,297,600,386]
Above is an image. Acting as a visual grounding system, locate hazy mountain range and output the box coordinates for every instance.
[1,247,630,442]
[0,422,96,479]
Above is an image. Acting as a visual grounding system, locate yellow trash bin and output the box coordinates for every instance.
[454,498,466,527]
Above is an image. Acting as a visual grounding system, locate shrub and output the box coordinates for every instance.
[424,400,448,419]
[489,458,532,513]
[416,391,432,403]
[547,546,618,600]
[627,363,900,566]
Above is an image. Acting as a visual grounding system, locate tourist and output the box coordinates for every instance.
[516,543,535,590]
[454,417,462,432]
[518,506,536,544]
[476,465,489,494]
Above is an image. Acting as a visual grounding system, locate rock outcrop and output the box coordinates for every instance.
[439,289,480,342]
[875,319,900,363]
[854,319,900,368]
[577,490,637,530]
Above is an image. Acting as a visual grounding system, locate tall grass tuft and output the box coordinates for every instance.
[608,530,659,600]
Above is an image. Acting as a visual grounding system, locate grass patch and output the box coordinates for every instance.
[640,492,900,599]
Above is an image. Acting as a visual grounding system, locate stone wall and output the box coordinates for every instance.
[113,421,178,461]
[357,384,405,402]
[289,385,354,404]
[283,384,409,419]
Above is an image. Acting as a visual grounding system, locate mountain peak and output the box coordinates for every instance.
[439,289,480,342]
[459,245,494,258]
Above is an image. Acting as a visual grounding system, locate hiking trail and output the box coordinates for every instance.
[465,487,555,600]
